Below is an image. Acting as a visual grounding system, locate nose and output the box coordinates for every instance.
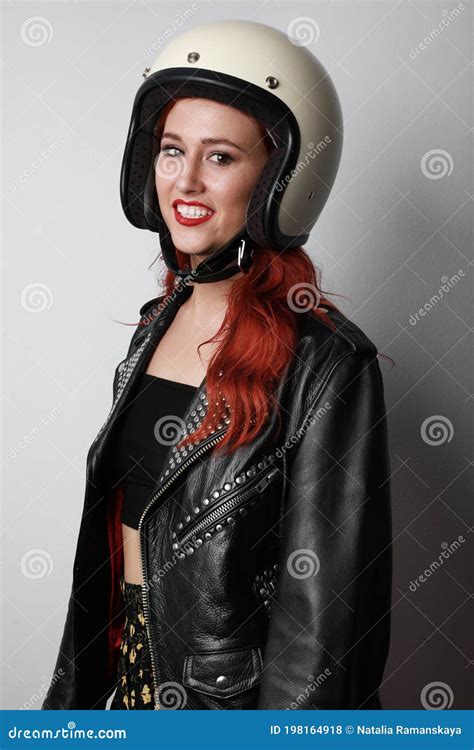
[175,152,205,193]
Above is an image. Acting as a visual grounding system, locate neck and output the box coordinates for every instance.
[185,270,243,322]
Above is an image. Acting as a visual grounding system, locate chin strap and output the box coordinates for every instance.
[158,226,255,284]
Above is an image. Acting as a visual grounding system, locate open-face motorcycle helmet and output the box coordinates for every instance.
[120,19,343,283]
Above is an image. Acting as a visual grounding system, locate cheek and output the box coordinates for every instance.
[156,176,171,203]
[218,171,255,212]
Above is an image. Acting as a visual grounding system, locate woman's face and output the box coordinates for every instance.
[155,98,270,268]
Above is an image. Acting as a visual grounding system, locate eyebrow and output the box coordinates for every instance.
[160,131,246,153]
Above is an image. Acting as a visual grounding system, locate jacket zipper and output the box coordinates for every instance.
[137,428,227,710]
[176,466,279,550]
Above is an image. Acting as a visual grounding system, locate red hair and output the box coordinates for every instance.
[138,97,384,456]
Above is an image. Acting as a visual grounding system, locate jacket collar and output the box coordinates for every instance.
[87,281,230,488]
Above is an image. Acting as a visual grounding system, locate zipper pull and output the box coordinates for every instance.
[255,467,279,493]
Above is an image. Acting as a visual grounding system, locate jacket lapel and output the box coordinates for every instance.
[87,285,191,470]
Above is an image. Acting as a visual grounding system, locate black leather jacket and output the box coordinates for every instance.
[42,283,392,710]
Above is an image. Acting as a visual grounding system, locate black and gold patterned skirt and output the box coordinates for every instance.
[110,576,155,710]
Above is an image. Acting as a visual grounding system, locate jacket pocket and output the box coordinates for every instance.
[173,466,280,556]
[182,646,263,699]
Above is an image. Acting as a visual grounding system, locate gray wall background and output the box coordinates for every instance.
[2,0,472,710]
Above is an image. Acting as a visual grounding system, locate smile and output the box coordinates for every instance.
[172,202,216,226]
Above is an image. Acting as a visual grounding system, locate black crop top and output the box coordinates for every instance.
[112,372,198,529]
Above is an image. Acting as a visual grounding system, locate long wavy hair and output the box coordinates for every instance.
[141,97,345,456]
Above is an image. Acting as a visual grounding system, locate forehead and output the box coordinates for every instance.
[162,98,259,139]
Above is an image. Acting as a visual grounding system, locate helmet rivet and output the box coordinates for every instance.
[143,67,150,79]
[187,52,200,64]
[266,76,279,89]
[308,191,315,200]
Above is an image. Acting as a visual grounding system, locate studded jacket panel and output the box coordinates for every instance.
[42,285,392,711]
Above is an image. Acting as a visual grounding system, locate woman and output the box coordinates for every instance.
[42,20,392,711]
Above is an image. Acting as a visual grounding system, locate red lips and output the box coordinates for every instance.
[172,199,215,226]
[172,199,214,210]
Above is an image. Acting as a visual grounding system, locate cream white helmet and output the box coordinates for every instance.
[120,19,343,282]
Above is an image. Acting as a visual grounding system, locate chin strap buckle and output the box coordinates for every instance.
[237,239,254,274]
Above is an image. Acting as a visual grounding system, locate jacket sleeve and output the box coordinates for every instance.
[256,351,392,710]
[41,299,163,710]
[41,581,78,709]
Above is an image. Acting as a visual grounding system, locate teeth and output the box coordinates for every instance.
[176,205,213,218]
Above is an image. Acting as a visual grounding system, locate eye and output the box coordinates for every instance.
[209,152,233,166]
[159,145,182,157]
